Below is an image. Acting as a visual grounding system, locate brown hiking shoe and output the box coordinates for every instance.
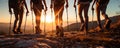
[104,19,111,30]
[35,26,42,34]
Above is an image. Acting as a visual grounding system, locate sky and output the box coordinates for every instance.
[0,0,120,26]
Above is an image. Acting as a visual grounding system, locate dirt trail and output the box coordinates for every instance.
[0,16,120,48]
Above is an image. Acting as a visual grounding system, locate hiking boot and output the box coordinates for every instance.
[104,19,111,30]
[17,29,23,34]
[59,26,64,37]
[56,26,64,37]
[35,26,42,34]
[56,26,60,37]
[80,23,84,31]
[12,30,19,34]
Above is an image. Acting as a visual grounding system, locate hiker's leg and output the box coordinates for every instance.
[13,9,19,32]
[59,5,64,37]
[54,6,59,26]
[34,9,41,27]
[35,15,41,33]
[34,8,42,33]
[59,6,64,27]
[78,4,84,23]
[84,4,90,32]
[101,0,110,20]
[17,8,24,32]
[101,4,111,29]
[78,4,84,31]
[54,6,60,36]
[54,5,60,26]
[101,5,109,20]
[96,3,102,29]
[54,5,65,37]
[55,15,59,26]
[35,15,40,28]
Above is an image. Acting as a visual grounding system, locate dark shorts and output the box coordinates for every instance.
[54,4,64,16]
[96,0,109,13]
[13,7,24,16]
[33,5,42,16]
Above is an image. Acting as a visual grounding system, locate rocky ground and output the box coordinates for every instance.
[0,16,120,48]
[0,24,120,48]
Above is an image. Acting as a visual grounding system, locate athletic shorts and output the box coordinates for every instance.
[33,5,43,16]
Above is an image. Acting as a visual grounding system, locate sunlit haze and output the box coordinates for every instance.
[41,15,54,23]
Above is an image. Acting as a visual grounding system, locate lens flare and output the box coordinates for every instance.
[41,15,54,23]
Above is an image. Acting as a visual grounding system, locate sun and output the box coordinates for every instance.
[41,15,54,23]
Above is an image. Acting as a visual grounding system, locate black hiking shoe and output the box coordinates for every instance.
[59,26,64,37]
[17,29,23,34]
[12,30,19,34]
[104,19,111,30]
[56,26,60,37]
[56,26,64,37]
[80,23,84,31]
[35,26,42,34]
